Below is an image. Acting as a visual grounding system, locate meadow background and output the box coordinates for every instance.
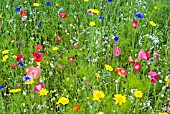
[0,0,170,113]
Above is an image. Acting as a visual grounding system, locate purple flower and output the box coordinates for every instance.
[23,75,32,82]
[18,61,24,66]
[18,42,22,47]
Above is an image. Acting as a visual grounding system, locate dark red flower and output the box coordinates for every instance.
[56,36,61,42]
[33,52,43,62]
[68,56,74,62]
[133,62,141,71]
[35,44,42,51]
[132,20,139,29]
[114,68,127,77]
[60,13,67,18]
[16,54,23,61]
[74,104,80,111]
[20,9,27,16]
[150,78,157,84]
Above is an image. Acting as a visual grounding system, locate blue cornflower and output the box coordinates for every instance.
[23,75,32,82]
[15,7,21,12]
[18,61,24,66]
[0,84,5,90]
[46,1,51,6]
[114,36,119,42]
[108,0,113,2]
[38,22,42,27]
[136,12,143,18]
[99,16,104,19]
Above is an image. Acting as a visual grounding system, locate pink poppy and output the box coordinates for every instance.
[87,9,93,15]
[69,56,74,62]
[114,68,127,77]
[60,13,67,18]
[56,36,61,42]
[35,44,42,51]
[112,47,121,56]
[34,82,44,92]
[132,20,139,29]
[133,62,141,71]
[27,66,40,79]
[138,50,150,60]
[149,72,159,80]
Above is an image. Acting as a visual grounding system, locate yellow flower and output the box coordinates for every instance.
[52,47,59,51]
[165,77,170,83]
[84,0,89,2]
[56,97,69,105]
[96,74,100,79]
[12,55,17,58]
[134,90,143,98]
[159,112,168,114]
[55,3,59,7]
[89,21,95,26]
[149,21,156,26]
[33,3,40,7]
[0,14,2,19]
[38,88,49,96]
[9,89,21,93]
[2,55,8,62]
[36,62,41,65]
[93,90,105,102]
[91,9,100,15]
[2,50,9,54]
[105,64,113,71]
[113,94,127,105]
[24,80,34,85]
[96,112,104,114]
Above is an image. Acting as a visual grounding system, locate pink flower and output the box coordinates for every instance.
[87,9,93,15]
[112,47,121,56]
[68,56,74,62]
[16,54,23,61]
[60,13,67,18]
[133,62,141,71]
[34,82,44,92]
[27,66,40,79]
[149,72,159,80]
[35,44,42,51]
[128,57,135,64]
[56,36,61,42]
[85,81,89,84]
[138,50,150,60]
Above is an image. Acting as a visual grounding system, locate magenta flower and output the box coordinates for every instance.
[60,13,67,18]
[112,47,121,56]
[34,82,44,92]
[138,50,150,60]
[149,72,159,84]
[153,50,160,59]
[27,66,40,79]
[133,62,141,71]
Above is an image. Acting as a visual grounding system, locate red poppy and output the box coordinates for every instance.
[16,54,23,61]
[33,52,43,62]
[132,20,139,29]
[74,104,80,111]
[56,36,61,42]
[35,44,42,51]
[68,56,74,62]
[133,62,141,71]
[60,13,67,18]
[20,9,27,16]
[11,64,18,69]
[34,82,44,92]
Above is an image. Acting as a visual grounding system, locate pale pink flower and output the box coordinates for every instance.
[27,66,40,79]
[138,50,150,60]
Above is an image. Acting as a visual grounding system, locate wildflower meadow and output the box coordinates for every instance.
[0,0,170,114]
